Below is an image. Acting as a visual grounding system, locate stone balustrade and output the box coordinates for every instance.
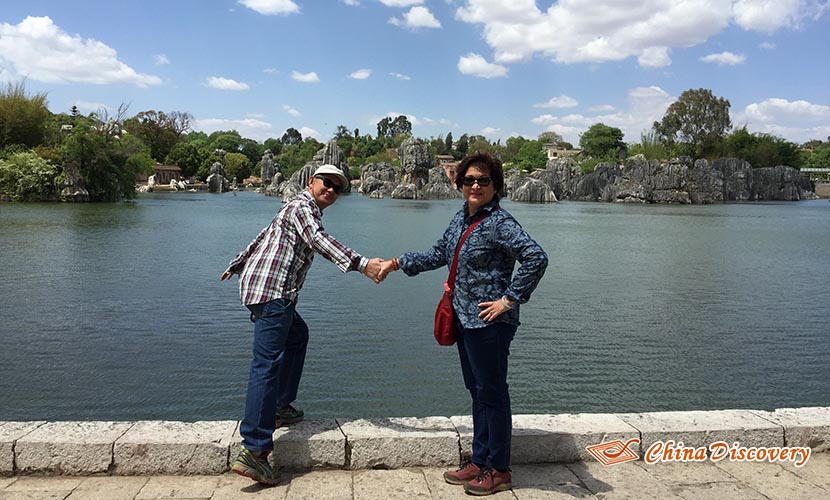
[1,407,827,476]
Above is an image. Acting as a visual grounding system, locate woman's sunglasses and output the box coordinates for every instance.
[461,176,492,187]
[315,175,344,194]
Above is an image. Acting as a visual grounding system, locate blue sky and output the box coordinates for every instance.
[1,0,828,146]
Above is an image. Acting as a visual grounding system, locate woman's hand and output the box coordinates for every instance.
[477,296,515,322]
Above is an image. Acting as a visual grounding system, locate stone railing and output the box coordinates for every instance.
[1,407,827,476]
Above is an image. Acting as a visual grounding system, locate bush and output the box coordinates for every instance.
[0,151,58,201]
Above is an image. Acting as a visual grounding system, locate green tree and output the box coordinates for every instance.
[580,123,625,159]
[223,152,252,181]
[628,130,670,160]
[334,125,352,139]
[654,88,731,158]
[377,115,412,139]
[445,132,453,153]
[209,130,244,153]
[722,127,802,168]
[165,141,213,178]
[123,110,192,162]
[513,140,546,171]
[263,137,283,155]
[805,146,830,168]
[538,131,562,145]
[0,151,58,201]
[0,82,50,149]
[281,127,302,145]
[454,134,469,159]
[502,136,527,164]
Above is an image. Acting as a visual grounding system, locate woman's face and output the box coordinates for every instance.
[462,164,496,212]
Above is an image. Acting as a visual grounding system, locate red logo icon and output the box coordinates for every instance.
[586,438,640,465]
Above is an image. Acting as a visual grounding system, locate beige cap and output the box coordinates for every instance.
[313,164,349,189]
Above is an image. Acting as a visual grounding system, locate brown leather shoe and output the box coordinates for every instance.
[464,467,512,496]
[443,460,482,485]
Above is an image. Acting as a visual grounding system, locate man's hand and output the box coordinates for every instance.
[220,270,235,280]
[378,259,397,282]
[363,258,384,284]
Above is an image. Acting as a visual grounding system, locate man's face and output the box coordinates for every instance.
[308,174,344,209]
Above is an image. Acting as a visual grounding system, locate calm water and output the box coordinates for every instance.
[1,193,829,421]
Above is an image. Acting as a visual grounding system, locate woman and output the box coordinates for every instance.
[379,152,548,496]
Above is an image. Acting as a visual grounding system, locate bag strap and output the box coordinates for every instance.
[446,206,498,292]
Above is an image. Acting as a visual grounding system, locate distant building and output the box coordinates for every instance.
[152,165,182,184]
[436,155,458,182]
[543,144,581,161]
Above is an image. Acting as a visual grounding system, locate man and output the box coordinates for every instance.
[220,164,383,485]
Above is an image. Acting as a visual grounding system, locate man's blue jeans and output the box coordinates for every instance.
[456,321,517,470]
[240,298,308,452]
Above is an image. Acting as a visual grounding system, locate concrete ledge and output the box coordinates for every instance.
[617,409,783,453]
[113,420,237,475]
[15,421,133,474]
[338,417,458,469]
[751,407,830,452]
[3,406,829,476]
[271,419,346,469]
[452,413,640,464]
[0,421,45,474]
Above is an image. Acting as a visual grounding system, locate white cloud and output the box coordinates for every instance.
[638,47,671,68]
[700,51,746,65]
[263,67,279,74]
[481,126,501,135]
[589,104,616,112]
[299,126,322,141]
[0,16,161,87]
[531,86,675,145]
[457,53,508,78]
[735,97,830,143]
[534,95,578,109]
[389,72,411,80]
[342,0,360,5]
[283,105,301,117]
[246,112,266,119]
[206,76,250,90]
[732,0,815,33]
[153,54,170,65]
[74,100,111,113]
[238,0,300,15]
[454,0,825,68]
[397,6,442,28]
[194,117,274,141]
[291,70,320,83]
[348,68,372,79]
[759,41,776,49]
[380,0,424,6]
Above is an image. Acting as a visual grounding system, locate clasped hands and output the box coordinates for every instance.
[362,258,399,284]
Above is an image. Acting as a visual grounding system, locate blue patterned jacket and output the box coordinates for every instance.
[398,196,548,329]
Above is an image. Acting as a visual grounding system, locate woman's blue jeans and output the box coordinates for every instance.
[240,298,309,452]
[457,321,517,470]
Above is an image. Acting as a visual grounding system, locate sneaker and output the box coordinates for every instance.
[443,460,482,485]
[275,404,304,427]
[464,467,512,496]
[231,447,280,486]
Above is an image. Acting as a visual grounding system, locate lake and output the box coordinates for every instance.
[1,192,828,421]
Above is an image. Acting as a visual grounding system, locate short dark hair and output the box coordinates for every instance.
[454,152,504,192]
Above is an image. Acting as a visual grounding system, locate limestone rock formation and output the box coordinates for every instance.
[206,150,229,193]
[260,150,277,182]
[359,163,398,198]
[397,137,431,188]
[391,183,420,200]
[713,158,815,201]
[511,177,557,203]
[422,167,461,199]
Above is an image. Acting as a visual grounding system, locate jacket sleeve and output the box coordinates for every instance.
[496,218,548,303]
[225,222,272,274]
[291,201,367,273]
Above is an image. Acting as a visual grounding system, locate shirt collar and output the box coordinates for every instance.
[463,195,500,222]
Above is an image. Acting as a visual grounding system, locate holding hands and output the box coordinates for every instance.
[362,257,400,284]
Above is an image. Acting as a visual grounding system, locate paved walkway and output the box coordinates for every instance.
[1,453,828,499]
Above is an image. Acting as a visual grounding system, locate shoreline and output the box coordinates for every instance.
[2,406,827,476]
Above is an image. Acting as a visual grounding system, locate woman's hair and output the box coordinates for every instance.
[454,152,505,192]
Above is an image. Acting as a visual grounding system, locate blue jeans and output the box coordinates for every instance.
[457,320,517,470]
[240,299,309,452]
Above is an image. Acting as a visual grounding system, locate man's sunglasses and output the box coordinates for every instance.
[461,176,492,187]
[315,175,344,194]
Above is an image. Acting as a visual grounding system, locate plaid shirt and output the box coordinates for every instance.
[225,190,367,305]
